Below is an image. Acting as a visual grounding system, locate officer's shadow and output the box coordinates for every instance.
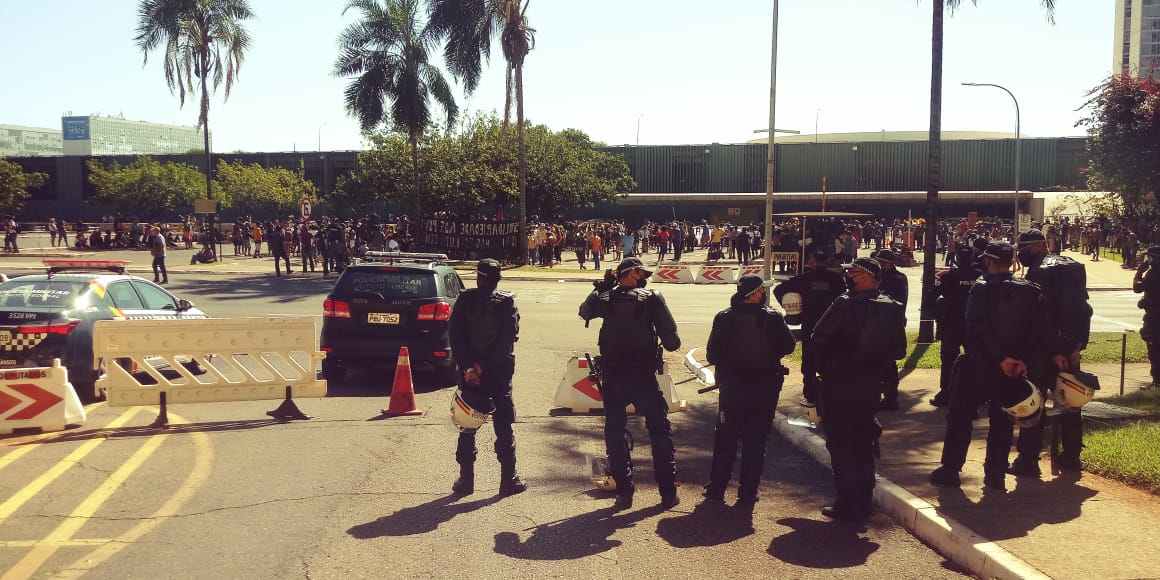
[654,501,757,548]
[767,517,880,569]
[348,494,501,539]
[934,471,1096,541]
[494,503,668,560]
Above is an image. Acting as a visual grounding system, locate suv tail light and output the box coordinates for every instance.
[18,320,80,336]
[416,301,451,321]
[323,299,351,318]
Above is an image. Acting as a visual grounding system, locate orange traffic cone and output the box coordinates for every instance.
[382,346,423,416]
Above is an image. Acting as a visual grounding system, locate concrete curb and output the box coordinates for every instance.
[683,348,716,386]
[684,355,1051,580]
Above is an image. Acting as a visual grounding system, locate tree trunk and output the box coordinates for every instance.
[516,62,528,266]
[201,58,213,202]
[410,131,421,217]
[918,0,944,344]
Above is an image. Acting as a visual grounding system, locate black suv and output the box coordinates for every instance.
[320,252,464,383]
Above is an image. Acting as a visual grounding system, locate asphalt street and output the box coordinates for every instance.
[0,277,973,579]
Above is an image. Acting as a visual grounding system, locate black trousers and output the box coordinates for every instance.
[273,252,292,275]
[881,360,900,404]
[602,366,676,498]
[938,325,965,396]
[151,255,167,282]
[800,336,821,404]
[821,382,880,516]
[1144,313,1159,383]
[456,371,517,469]
[938,363,1013,479]
[1015,365,1083,463]
[708,386,777,499]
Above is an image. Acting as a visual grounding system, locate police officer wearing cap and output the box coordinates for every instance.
[703,274,796,505]
[873,249,908,410]
[1011,228,1093,475]
[1135,246,1160,389]
[931,241,1051,492]
[811,257,907,521]
[928,243,982,407]
[448,258,527,496]
[580,257,682,510]
[773,247,845,406]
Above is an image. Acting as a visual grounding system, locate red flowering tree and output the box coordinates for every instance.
[1079,74,1160,220]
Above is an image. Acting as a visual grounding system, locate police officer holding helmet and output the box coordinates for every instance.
[1010,228,1093,475]
[928,243,982,407]
[1134,246,1160,389]
[930,241,1052,492]
[773,247,845,406]
[580,257,682,510]
[873,249,908,411]
[448,258,527,496]
[811,257,906,521]
[704,274,796,505]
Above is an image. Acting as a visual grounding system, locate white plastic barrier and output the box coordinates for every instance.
[553,355,686,414]
[93,317,326,426]
[653,264,696,284]
[737,264,766,279]
[696,265,737,284]
[769,252,801,273]
[0,360,86,435]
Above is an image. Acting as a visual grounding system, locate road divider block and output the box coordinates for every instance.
[654,264,696,284]
[553,355,686,414]
[93,317,326,428]
[0,360,86,435]
[737,264,766,278]
[696,265,736,284]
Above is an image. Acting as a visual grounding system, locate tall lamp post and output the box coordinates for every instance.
[762,0,780,281]
[636,114,644,146]
[317,122,327,152]
[962,82,1020,237]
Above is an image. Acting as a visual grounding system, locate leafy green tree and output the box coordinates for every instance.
[135,0,255,202]
[429,0,535,263]
[334,0,458,213]
[86,157,208,219]
[214,160,317,217]
[1079,74,1160,221]
[0,159,46,214]
[917,0,1056,341]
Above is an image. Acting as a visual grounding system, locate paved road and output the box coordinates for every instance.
[0,278,970,579]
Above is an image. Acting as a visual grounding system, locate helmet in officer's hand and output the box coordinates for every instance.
[1000,376,1044,428]
[1054,371,1100,408]
[451,389,494,433]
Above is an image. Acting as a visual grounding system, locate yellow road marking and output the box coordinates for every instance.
[57,411,214,579]
[0,407,141,525]
[0,539,112,548]
[1,427,169,579]
[0,446,37,473]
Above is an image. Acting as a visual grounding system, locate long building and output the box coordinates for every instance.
[0,125,62,157]
[1115,0,1160,80]
[60,115,204,156]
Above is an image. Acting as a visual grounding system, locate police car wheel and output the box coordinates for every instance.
[321,359,346,383]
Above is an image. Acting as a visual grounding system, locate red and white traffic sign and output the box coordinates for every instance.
[0,360,86,435]
[300,198,313,220]
[0,383,62,420]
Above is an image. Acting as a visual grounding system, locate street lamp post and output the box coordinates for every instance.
[763,0,780,281]
[636,114,643,146]
[317,122,327,153]
[962,82,1020,237]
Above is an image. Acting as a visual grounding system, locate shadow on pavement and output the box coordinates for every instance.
[168,275,334,304]
[936,471,1097,542]
[348,493,503,538]
[493,504,667,560]
[655,501,755,547]
[20,418,286,444]
[767,517,879,569]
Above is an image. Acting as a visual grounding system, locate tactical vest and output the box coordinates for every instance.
[714,306,785,379]
[598,288,659,365]
[981,277,1045,361]
[463,289,515,357]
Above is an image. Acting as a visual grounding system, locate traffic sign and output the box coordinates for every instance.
[300,198,313,220]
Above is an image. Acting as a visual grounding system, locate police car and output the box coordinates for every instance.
[320,252,463,383]
[0,260,207,402]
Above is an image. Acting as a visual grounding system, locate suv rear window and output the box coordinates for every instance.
[0,280,89,308]
[340,269,437,298]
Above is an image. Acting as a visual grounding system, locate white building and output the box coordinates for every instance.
[60,115,205,156]
[0,125,62,157]
[1114,0,1160,80]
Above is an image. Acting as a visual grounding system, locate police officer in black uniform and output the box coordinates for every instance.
[873,249,908,411]
[929,243,982,407]
[930,241,1052,491]
[812,257,907,521]
[773,247,845,406]
[448,259,527,496]
[1135,246,1160,389]
[704,274,796,505]
[1010,228,1093,475]
[579,257,682,510]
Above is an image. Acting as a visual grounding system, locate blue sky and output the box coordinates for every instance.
[0,0,1113,153]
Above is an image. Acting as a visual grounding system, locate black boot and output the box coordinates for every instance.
[498,464,527,497]
[452,464,474,495]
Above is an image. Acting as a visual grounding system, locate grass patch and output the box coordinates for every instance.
[1082,421,1160,495]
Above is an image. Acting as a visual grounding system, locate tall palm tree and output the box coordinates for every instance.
[135,0,254,203]
[919,0,1055,341]
[335,0,459,214]
[429,0,535,263]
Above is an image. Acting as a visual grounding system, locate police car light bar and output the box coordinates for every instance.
[43,259,131,275]
[361,251,449,265]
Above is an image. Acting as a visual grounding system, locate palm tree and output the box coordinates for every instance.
[919,0,1055,342]
[135,0,254,204]
[335,0,459,214]
[429,0,535,263]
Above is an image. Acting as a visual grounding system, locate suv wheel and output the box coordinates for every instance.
[322,359,346,383]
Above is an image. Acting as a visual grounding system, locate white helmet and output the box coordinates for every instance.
[1055,371,1099,408]
[586,454,617,492]
[780,292,804,316]
[451,390,493,433]
[1002,377,1045,428]
[800,399,821,424]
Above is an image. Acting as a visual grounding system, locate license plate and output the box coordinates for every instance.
[0,331,10,345]
[367,312,401,325]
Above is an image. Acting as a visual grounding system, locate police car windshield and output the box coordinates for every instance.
[0,280,88,309]
[342,270,436,298]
